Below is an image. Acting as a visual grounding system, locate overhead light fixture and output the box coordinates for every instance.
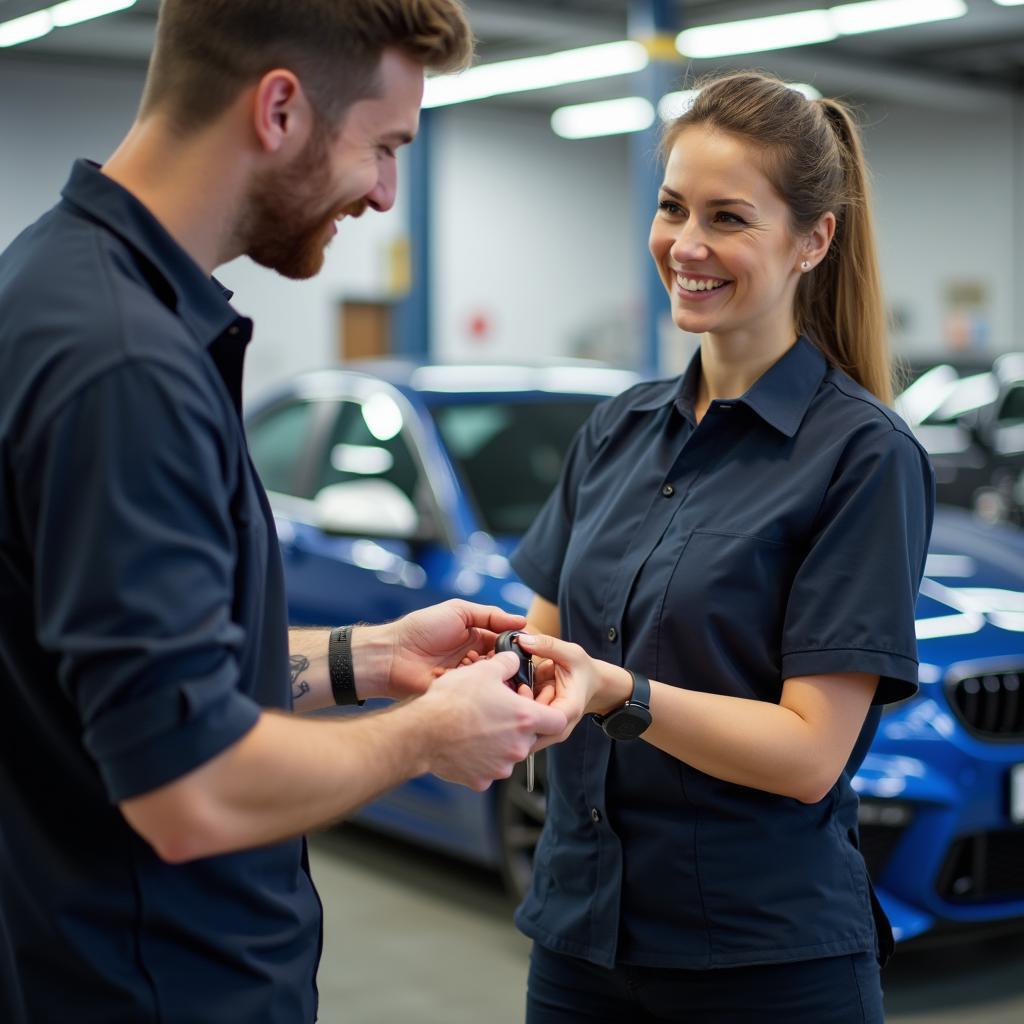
[423,40,648,108]
[992,0,1024,6]
[0,0,135,48]
[677,0,966,58]
[659,82,821,123]
[0,10,52,47]
[830,0,966,35]
[678,10,837,58]
[51,0,136,28]
[559,82,823,139]
[658,89,700,121]
[551,97,655,140]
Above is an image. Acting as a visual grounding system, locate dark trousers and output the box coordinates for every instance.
[526,942,885,1024]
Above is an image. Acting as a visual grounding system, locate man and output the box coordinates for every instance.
[0,2,566,1021]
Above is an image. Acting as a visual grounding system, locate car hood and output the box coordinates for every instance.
[916,505,1024,669]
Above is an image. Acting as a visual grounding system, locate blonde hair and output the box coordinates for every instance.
[662,72,892,404]
[141,0,473,133]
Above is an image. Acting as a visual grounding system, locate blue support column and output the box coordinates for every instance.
[393,107,433,360]
[629,0,683,378]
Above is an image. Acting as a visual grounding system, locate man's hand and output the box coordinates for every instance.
[414,651,568,791]
[356,600,527,701]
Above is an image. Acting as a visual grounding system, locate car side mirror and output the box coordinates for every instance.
[313,480,420,540]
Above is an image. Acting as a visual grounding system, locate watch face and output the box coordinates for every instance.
[604,704,652,740]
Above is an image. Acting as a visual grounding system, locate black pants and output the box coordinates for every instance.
[526,943,885,1024]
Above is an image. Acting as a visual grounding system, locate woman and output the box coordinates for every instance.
[512,72,934,1023]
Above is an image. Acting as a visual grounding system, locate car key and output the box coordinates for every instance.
[494,630,536,792]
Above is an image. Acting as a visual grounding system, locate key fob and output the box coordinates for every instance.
[494,630,534,691]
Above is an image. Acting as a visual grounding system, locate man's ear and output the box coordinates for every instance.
[251,69,314,155]
[797,210,837,273]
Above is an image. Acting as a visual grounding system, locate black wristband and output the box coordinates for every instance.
[329,625,364,706]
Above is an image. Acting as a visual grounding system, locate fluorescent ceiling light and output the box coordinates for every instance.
[788,82,824,100]
[830,0,966,35]
[678,10,836,58]
[0,0,135,47]
[659,82,821,122]
[423,40,648,108]
[0,11,52,46]
[551,97,655,140]
[658,89,700,121]
[677,0,966,58]
[50,0,136,28]
[991,0,1024,6]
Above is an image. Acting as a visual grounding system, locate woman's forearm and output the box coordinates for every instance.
[644,682,835,803]
[591,661,877,803]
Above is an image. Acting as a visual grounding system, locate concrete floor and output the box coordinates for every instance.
[310,828,1024,1024]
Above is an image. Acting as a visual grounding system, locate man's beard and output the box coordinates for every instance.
[238,125,345,281]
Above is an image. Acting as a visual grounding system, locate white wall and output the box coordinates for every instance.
[865,98,1017,359]
[1,56,1020,405]
[431,104,637,364]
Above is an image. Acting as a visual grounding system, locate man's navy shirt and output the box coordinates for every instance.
[511,337,935,969]
[0,162,320,1023]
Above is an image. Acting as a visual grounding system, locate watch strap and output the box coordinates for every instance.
[329,625,364,706]
[593,669,651,725]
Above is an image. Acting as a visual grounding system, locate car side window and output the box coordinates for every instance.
[313,399,421,506]
[997,386,1024,426]
[246,399,320,497]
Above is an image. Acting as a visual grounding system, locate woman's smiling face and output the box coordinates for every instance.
[649,125,807,347]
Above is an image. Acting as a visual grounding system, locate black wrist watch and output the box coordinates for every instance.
[593,670,652,740]
[329,625,364,706]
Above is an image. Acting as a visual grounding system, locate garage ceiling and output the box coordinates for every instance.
[1,0,1022,111]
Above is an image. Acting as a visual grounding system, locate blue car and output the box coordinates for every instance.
[246,362,1024,944]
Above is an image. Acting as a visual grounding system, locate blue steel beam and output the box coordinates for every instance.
[393,107,432,360]
[630,0,683,378]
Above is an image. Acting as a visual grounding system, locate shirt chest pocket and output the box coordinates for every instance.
[654,530,800,695]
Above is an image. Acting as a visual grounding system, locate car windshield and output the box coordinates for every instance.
[430,398,600,535]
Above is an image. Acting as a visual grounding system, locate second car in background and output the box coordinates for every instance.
[900,353,1024,526]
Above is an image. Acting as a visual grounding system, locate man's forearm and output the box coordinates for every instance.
[121,700,438,862]
[288,625,395,713]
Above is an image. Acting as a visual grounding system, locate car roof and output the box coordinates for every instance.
[281,360,640,402]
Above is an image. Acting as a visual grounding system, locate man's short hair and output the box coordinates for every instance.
[140,0,474,132]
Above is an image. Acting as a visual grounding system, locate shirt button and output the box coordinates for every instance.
[591,808,602,824]
[228,324,240,336]
[662,484,675,497]
[607,626,617,642]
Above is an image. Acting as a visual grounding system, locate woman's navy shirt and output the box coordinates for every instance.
[511,337,935,970]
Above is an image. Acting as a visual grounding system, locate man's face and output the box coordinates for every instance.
[242,48,424,280]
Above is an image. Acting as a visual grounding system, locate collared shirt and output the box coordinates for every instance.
[0,161,320,1023]
[511,337,935,969]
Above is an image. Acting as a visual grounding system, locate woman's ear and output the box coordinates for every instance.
[797,211,837,273]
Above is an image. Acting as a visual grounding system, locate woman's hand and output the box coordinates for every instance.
[513,634,632,746]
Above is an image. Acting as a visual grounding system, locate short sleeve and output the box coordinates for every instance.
[780,426,935,705]
[19,360,261,801]
[511,401,612,602]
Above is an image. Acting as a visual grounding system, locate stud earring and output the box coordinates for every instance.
[801,260,811,271]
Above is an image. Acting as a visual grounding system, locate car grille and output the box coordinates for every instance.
[946,669,1024,739]
[859,824,906,880]
[937,830,1024,903]
[857,799,913,881]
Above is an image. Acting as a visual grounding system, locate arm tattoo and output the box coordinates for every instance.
[290,654,311,702]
